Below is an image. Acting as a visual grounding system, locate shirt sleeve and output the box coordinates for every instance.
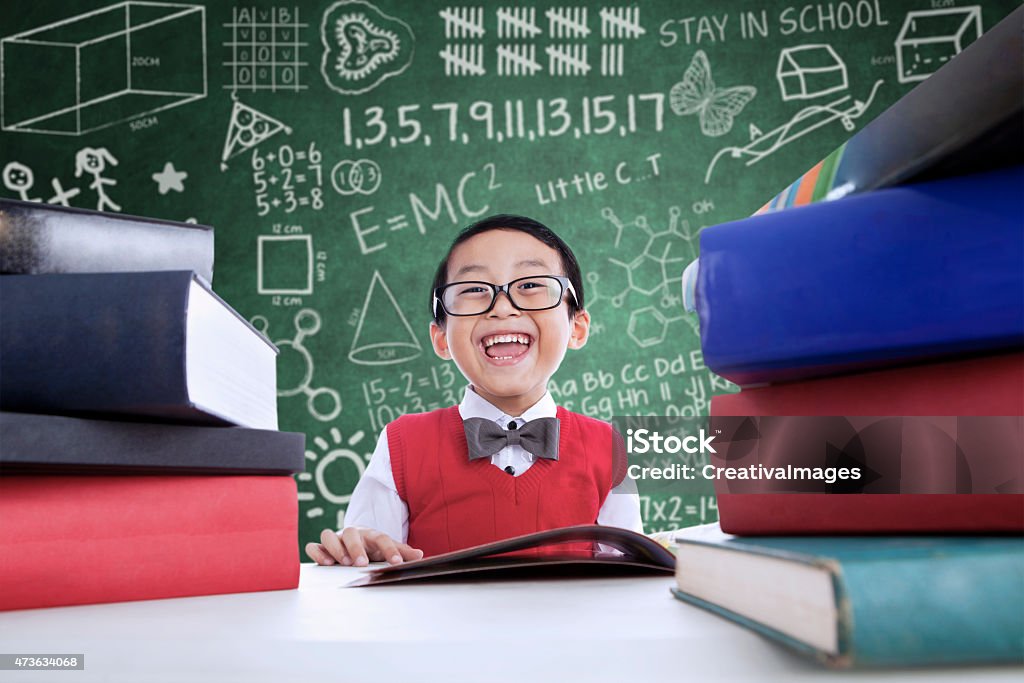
[341,427,410,543]
[596,475,644,534]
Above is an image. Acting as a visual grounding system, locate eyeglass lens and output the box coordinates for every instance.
[442,276,565,315]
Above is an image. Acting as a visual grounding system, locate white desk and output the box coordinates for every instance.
[0,564,1020,682]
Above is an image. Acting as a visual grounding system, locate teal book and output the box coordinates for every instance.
[672,525,1024,668]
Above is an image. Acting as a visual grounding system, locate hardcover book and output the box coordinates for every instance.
[709,352,1024,535]
[0,475,299,610]
[0,271,278,429]
[0,412,305,475]
[348,525,677,587]
[672,524,1024,668]
[693,166,1024,386]
[0,199,214,282]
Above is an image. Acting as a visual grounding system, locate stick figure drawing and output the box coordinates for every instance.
[74,147,121,212]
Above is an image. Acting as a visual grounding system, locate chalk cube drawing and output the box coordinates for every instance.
[1,2,207,135]
[258,235,314,295]
[776,45,848,101]
[895,7,982,84]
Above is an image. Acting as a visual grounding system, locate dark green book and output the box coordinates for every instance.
[672,524,1024,668]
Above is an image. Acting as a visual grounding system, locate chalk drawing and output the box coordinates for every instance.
[348,270,423,366]
[497,44,541,76]
[152,162,188,194]
[547,44,590,76]
[704,79,884,183]
[439,6,485,39]
[439,6,641,77]
[220,92,292,171]
[253,309,342,421]
[1,2,206,136]
[440,43,486,76]
[320,0,414,94]
[600,7,644,39]
[776,45,848,101]
[223,6,309,92]
[497,7,541,39]
[2,161,82,206]
[896,7,982,83]
[601,206,697,348]
[670,50,756,138]
[73,147,120,211]
[46,178,80,206]
[1,162,40,201]
[257,234,313,295]
[301,426,373,530]
[330,159,382,196]
[546,7,589,38]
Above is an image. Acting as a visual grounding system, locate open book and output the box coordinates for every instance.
[347,525,676,587]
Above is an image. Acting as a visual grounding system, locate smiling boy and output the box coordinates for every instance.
[306,215,641,566]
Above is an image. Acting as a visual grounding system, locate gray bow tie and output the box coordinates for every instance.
[463,417,560,461]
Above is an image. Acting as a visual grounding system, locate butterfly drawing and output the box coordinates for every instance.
[670,50,757,138]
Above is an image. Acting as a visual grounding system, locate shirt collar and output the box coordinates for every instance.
[459,385,557,425]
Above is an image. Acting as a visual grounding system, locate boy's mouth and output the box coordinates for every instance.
[480,333,533,361]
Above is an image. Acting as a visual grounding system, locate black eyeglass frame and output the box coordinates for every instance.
[433,275,579,318]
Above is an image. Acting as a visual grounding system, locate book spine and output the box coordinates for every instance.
[0,475,298,610]
[841,549,1024,667]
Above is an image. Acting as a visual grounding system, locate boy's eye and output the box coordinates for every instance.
[455,285,489,297]
[515,279,549,295]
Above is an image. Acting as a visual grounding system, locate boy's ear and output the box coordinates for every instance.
[567,309,590,350]
[429,322,452,360]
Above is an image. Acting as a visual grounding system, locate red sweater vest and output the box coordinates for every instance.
[387,406,622,556]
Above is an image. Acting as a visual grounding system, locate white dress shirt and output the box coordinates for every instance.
[343,386,643,541]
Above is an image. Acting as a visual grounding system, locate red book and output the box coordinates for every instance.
[0,475,298,610]
[710,353,1024,535]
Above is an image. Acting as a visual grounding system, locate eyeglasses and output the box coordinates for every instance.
[434,275,578,317]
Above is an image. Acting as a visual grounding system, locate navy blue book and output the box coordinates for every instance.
[0,271,278,429]
[694,166,1024,386]
[673,525,1024,668]
[0,199,214,282]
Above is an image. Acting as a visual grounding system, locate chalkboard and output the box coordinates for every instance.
[2,0,1017,542]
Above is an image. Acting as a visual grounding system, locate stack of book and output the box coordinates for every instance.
[0,200,305,611]
[671,8,1024,669]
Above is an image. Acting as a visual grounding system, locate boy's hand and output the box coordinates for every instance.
[305,527,424,567]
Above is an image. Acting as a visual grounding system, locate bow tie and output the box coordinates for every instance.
[463,417,560,462]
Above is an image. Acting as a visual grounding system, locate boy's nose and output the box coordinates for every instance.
[487,290,520,317]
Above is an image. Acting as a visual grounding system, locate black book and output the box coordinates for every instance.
[0,271,278,429]
[348,525,676,587]
[0,199,214,282]
[0,412,304,475]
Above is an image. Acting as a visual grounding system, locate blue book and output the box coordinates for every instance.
[693,166,1024,386]
[0,271,279,429]
[672,525,1024,668]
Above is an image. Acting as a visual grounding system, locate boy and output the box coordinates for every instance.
[306,215,642,566]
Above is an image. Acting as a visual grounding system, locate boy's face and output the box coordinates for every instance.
[430,229,590,415]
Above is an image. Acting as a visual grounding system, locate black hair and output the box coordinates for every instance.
[430,214,585,326]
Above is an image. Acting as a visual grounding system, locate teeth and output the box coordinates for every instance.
[483,334,531,348]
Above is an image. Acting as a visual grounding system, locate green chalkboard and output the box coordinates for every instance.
[2,0,1017,543]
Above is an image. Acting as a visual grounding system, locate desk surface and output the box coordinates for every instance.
[0,564,1020,682]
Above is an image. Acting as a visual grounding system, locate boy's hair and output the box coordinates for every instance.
[430,214,585,326]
